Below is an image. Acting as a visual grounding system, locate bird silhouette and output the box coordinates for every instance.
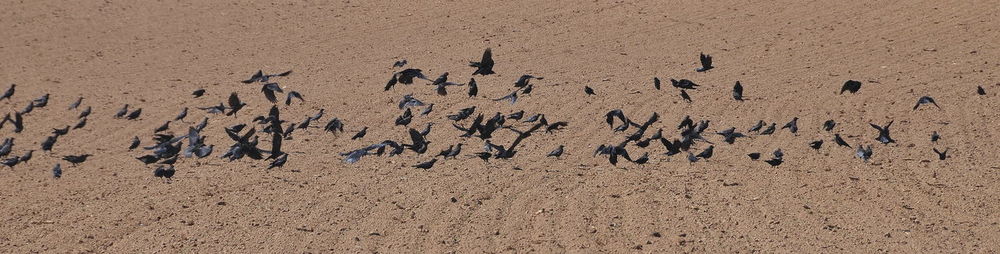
[470,48,495,75]
[913,96,940,110]
[840,80,862,94]
[696,53,714,72]
[869,121,895,144]
[732,81,744,101]
[547,145,564,158]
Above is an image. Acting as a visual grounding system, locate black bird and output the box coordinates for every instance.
[913,96,940,110]
[521,85,533,95]
[760,123,776,135]
[129,136,141,150]
[268,153,288,169]
[679,90,692,103]
[419,123,433,136]
[781,117,799,134]
[696,145,714,159]
[11,112,24,133]
[62,154,92,166]
[547,145,564,158]
[308,109,325,121]
[809,140,824,150]
[765,157,783,167]
[1,157,19,168]
[660,138,681,156]
[41,135,58,152]
[677,115,694,130]
[154,121,171,133]
[605,109,632,130]
[0,138,12,157]
[470,48,495,75]
[33,94,49,107]
[395,108,413,126]
[495,122,547,159]
[467,78,478,97]
[508,111,524,120]
[114,104,129,118]
[352,127,368,140]
[733,81,744,101]
[52,126,70,136]
[261,83,282,103]
[241,70,291,84]
[20,102,34,114]
[175,107,188,121]
[473,152,492,162]
[73,117,87,129]
[833,134,851,148]
[393,59,407,68]
[324,118,345,133]
[748,120,765,132]
[226,92,246,116]
[717,127,746,144]
[52,164,62,178]
[632,152,649,164]
[696,53,714,72]
[19,150,32,164]
[420,104,434,116]
[869,121,895,144]
[823,120,836,132]
[932,148,948,160]
[977,86,986,95]
[395,69,429,85]
[68,97,83,110]
[763,149,784,166]
[856,144,873,162]
[0,84,14,101]
[126,108,142,120]
[192,117,209,132]
[653,77,662,90]
[931,131,940,142]
[297,117,313,129]
[192,89,206,98]
[524,114,543,123]
[584,86,595,95]
[514,75,542,88]
[413,159,438,169]
[443,144,463,159]
[670,79,699,89]
[840,80,862,94]
[241,70,264,83]
[153,165,175,178]
[748,153,761,160]
[384,73,399,91]
[79,106,92,119]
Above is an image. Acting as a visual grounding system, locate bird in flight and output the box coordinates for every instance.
[469,48,495,75]
[695,53,714,72]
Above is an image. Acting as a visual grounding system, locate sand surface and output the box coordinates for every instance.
[2,0,999,252]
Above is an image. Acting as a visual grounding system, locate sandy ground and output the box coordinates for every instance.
[1,0,999,252]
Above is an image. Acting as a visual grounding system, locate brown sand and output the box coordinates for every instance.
[2,0,999,252]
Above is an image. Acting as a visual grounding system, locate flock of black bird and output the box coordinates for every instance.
[0,48,984,179]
